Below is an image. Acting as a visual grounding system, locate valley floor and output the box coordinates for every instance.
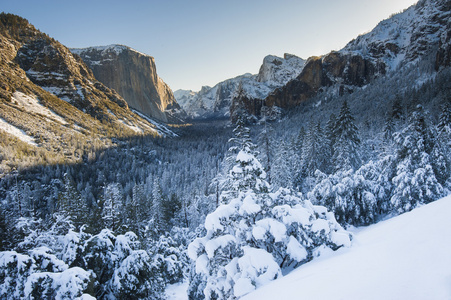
[240,195,451,300]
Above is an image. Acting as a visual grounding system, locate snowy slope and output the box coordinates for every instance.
[243,195,451,300]
[343,0,451,70]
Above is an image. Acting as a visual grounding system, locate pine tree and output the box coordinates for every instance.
[332,100,361,171]
[257,123,274,185]
[102,183,123,232]
[383,114,395,142]
[324,113,337,174]
[437,101,451,135]
[390,105,444,212]
[151,178,165,234]
[188,127,351,299]
[301,120,328,177]
[57,173,88,230]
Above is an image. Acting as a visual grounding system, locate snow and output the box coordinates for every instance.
[116,118,143,134]
[165,281,189,300]
[71,44,149,58]
[41,86,71,102]
[243,195,451,300]
[254,219,286,242]
[236,247,282,295]
[131,109,178,137]
[0,117,37,146]
[205,235,236,259]
[239,194,261,215]
[286,236,308,262]
[11,91,67,124]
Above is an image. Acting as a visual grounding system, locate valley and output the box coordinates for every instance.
[0,0,451,299]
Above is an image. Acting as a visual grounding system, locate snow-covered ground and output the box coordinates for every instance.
[242,195,451,300]
[0,117,37,146]
[12,91,67,124]
[165,281,188,300]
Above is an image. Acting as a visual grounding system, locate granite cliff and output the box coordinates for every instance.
[71,45,181,123]
[174,53,305,119]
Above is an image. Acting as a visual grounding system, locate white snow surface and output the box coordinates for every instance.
[71,44,149,58]
[165,281,189,300]
[12,91,67,124]
[0,117,37,146]
[243,195,451,300]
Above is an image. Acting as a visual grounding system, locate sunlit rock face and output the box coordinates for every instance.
[72,45,180,122]
[174,54,305,120]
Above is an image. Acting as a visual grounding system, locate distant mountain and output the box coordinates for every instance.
[264,0,451,113]
[0,13,175,172]
[178,0,451,122]
[71,45,183,123]
[174,53,305,119]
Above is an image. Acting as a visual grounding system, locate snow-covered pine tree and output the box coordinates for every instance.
[299,120,328,182]
[257,122,274,185]
[188,125,351,299]
[332,100,361,171]
[390,105,444,213]
[152,178,166,234]
[324,113,337,173]
[272,140,297,191]
[437,101,451,135]
[102,183,123,232]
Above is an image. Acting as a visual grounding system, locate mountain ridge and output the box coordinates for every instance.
[176,0,451,122]
[174,53,305,119]
[0,13,175,172]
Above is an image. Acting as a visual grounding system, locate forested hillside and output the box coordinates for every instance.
[1,0,451,298]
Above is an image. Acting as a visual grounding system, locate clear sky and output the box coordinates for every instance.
[1,0,418,92]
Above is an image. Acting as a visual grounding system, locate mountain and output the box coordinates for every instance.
[263,0,451,113]
[178,0,450,121]
[71,45,183,123]
[0,13,175,172]
[174,53,305,119]
[243,195,451,300]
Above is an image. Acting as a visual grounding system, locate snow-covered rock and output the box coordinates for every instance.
[174,54,305,119]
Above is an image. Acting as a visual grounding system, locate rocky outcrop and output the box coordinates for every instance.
[264,52,386,110]
[255,0,451,115]
[435,0,451,69]
[175,54,305,119]
[71,45,180,122]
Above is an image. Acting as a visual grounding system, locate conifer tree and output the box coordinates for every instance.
[188,124,351,299]
[102,183,123,232]
[332,100,361,171]
[324,113,337,174]
[390,105,444,212]
[301,120,327,177]
[437,101,451,135]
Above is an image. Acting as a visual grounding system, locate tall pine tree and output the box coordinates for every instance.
[332,100,361,171]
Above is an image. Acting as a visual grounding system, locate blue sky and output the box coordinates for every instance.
[1,0,417,91]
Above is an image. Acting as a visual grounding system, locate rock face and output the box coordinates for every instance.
[200,0,451,121]
[71,45,180,123]
[174,54,305,119]
[264,53,386,110]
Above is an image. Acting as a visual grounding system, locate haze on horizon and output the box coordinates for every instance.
[1,0,418,92]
